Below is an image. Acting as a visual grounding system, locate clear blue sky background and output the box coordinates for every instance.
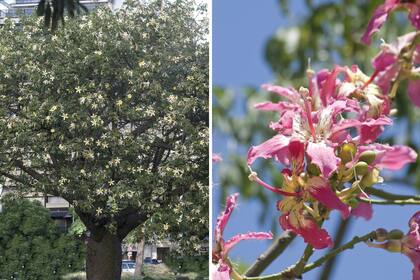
[212,0,419,279]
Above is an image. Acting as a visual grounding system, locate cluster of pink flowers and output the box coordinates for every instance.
[213,1,420,279]
[247,65,417,249]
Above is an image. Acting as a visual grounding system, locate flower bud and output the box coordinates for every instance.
[354,161,369,176]
[387,229,404,240]
[358,151,376,165]
[360,169,380,188]
[339,143,357,164]
[385,240,402,253]
[307,163,320,176]
[375,228,388,242]
[347,197,359,208]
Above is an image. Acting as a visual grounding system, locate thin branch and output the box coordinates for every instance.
[243,231,377,280]
[303,231,377,273]
[358,197,420,205]
[245,231,296,277]
[365,187,420,200]
[318,219,351,280]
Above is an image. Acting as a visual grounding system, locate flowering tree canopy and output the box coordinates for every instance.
[0,1,208,279]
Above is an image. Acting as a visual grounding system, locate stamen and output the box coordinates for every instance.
[248,171,300,197]
[360,69,380,90]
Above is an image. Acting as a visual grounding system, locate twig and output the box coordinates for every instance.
[358,197,420,205]
[318,219,351,280]
[365,187,420,201]
[303,231,377,273]
[243,231,377,280]
[245,231,296,277]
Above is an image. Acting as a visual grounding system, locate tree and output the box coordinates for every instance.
[0,0,209,279]
[0,195,85,280]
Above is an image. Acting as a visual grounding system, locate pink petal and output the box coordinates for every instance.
[372,52,397,72]
[212,154,223,163]
[223,232,273,255]
[404,211,420,280]
[361,0,400,45]
[261,84,300,102]
[358,144,417,170]
[215,193,238,241]
[306,142,340,178]
[279,213,333,249]
[351,194,373,220]
[408,80,420,108]
[319,66,345,107]
[359,117,393,144]
[307,177,350,219]
[247,134,290,165]
[211,262,231,280]
[408,211,420,244]
[254,101,299,112]
[408,3,420,29]
[289,140,305,173]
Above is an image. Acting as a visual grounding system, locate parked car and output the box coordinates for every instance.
[144,257,160,265]
[122,260,136,273]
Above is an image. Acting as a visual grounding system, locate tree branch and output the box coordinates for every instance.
[358,197,420,205]
[365,187,420,200]
[243,231,377,280]
[245,231,296,277]
[303,231,377,273]
[318,219,351,280]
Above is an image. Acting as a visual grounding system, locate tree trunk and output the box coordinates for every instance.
[86,232,123,280]
[134,238,146,278]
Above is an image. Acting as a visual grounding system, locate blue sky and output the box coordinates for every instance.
[212,0,418,279]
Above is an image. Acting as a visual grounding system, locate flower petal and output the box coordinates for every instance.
[247,134,290,165]
[408,211,420,244]
[361,0,399,45]
[261,84,300,102]
[306,142,340,178]
[289,140,305,173]
[212,154,223,163]
[319,66,345,106]
[408,4,420,29]
[408,80,420,108]
[254,101,299,112]
[215,193,238,241]
[358,144,417,170]
[211,262,231,280]
[307,177,350,219]
[359,117,392,144]
[279,213,333,249]
[351,194,373,220]
[223,232,273,255]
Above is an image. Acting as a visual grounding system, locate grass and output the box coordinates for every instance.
[62,263,208,280]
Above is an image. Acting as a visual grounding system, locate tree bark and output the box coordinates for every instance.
[86,232,123,280]
[134,238,146,278]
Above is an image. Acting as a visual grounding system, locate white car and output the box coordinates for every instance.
[122,261,136,273]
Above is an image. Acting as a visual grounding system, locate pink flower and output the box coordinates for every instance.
[403,211,420,280]
[213,193,273,280]
[213,153,223,163]
[370,32,420,107]
[361,0,420,45]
